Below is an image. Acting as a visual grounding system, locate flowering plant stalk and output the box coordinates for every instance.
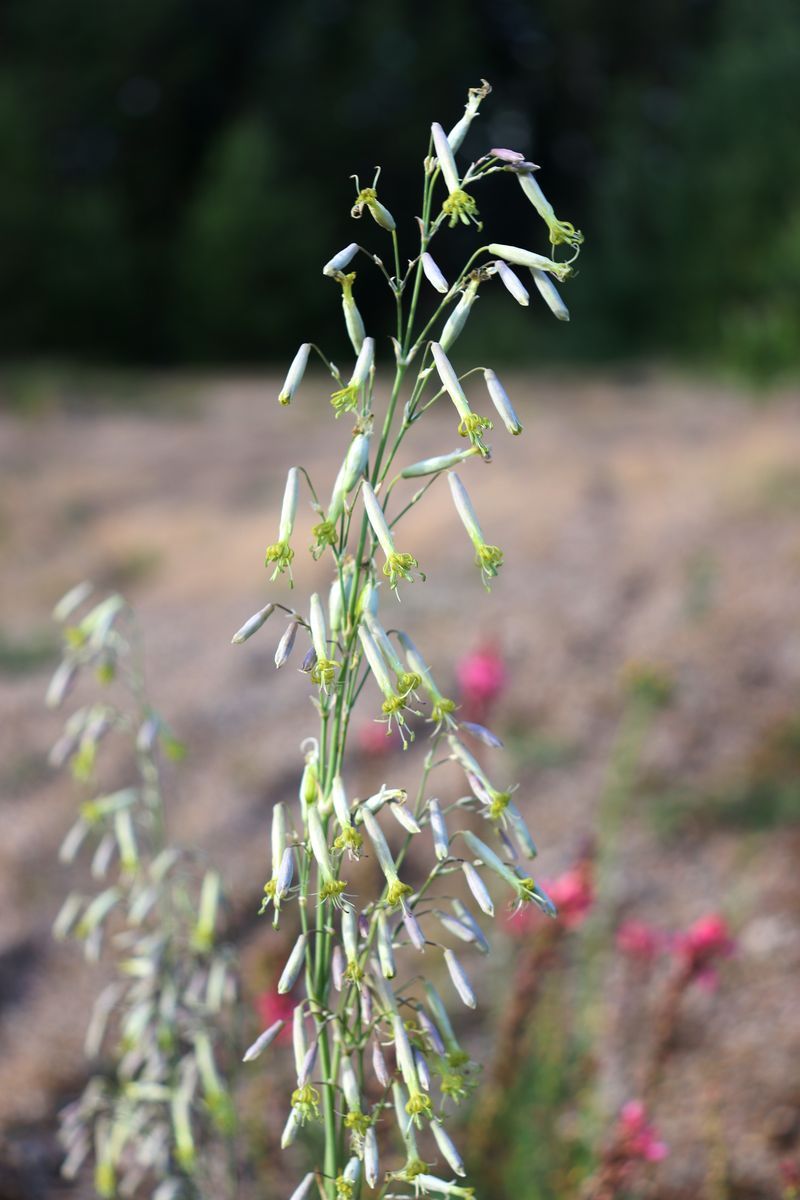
[48,586,238,1199]
[238,82,583,1200]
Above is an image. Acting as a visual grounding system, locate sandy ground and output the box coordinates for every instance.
[1,369,800,1198]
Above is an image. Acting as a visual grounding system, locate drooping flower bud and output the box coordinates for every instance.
[441,278,480,352]
[448,472,504,588]
[443,948,477,1008]
[400,446,481,479]
[495,259,529,306]
[421,251,449,294]
[337,272,366,354]
[323,243,359,277]
[274,617,300,669]
[265,468,299,583]
[428,798,450,861]
[351,179,396,231]
[531,267,570,321]
[278,344,311,406]
[396,630,457,732]
[430,342,492,457]
[331,336,375,417]
[488,243,574,282]
[516,170,583,249]
[483,369,522,436]
[431,122,461,194]
[242,1020,285,1062]
[278,933,307,993]
[231,602,275,645]
[362,481,423,594]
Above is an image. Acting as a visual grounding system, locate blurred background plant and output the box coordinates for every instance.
[47,587,240,1199]
[1,0,799,382]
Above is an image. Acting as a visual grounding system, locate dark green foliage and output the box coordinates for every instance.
[0,0,796,373]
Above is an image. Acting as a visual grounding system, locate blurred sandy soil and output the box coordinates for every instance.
[2,370,800,1196]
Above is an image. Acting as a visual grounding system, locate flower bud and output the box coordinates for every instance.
[414,1049,431,1091]
[339,273,365,355]
[361,481,395,560]
[428,799,450,861]
[444,948,476,1008]
[377,912,396,979]
[278,933,307,993]
[323,243,359,277]
[309,594,328,663]
[292,1004,307,1077]
[401,446,480,479]
[483,369,522,436]
[242,1020,285,1062]
[232,602,275,644]
[462,861,494,917]
[274,618,300,669]
[278,344,311,406]
[389,801,421,835]
[452,899,490,953]
[364,1125,379,1187]
[531,267,570,321]
[421,251,449,294]
[289,1174,315,1200]
[446,80,491,152]
[53,580,93,622]
[372,1038,391,1087]
[432,1120,466,1177]
[440,278,479,352]
[517,170,583,249]
[431,122,460,194]
[488,243,573,282]
[403,908,426,952]
[495,259,529,306]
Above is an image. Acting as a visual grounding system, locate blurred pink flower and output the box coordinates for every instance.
[256,987,293,1041]
[616,919,664,963]
[618,1100,669,1163]
[547,861,595,929]
[456,642,506,720]
[506,858,594,935]
[673,913,734,989]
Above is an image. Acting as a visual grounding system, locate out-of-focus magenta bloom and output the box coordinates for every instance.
[617,1100,668,1163]
[546,861,595,929]
[256,987,293,1041]
[616,919,664,963]
[456,642,506,720]
[673,913,735,989]
[506,858,594,935]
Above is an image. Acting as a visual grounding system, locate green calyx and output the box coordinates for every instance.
[386,878,413,908]
[320,878,348,904]
[333,825,363,856]
[330,383,360,416]
[442,189,481,230]
[311,520,337,557]
[310,656,340,688]
[489,790,511,821]
[383,551,422,590]
[344,1109,371,1136]
[291,1084,320,1123]
[405,1089,433,1124]
[264,540,294,582]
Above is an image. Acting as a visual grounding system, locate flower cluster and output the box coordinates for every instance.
[232,82,583,1200]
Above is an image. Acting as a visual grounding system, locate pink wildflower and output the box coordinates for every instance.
[616,919,664,963]
[456,642,506,721]
[617,1100,668,1163]
[546,861,595,929]
[673,913,734,989]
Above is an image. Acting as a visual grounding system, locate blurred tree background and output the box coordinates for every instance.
[0,0,798,377]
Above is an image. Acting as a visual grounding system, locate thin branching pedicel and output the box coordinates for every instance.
[235,83,583,1200]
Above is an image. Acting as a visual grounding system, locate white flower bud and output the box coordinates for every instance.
[389,801,421,835]
[440,279,479,352]
[278,468,300,544]
[430,342,470,422]
[278,344,311,405]
[309,594,328,663]
[447,472,485,548]
[342,906,359,963]
[495,259,529,306]
[292,1004,307,1077]
[377,911,396,979]
[401,446,480,479]
[483,369,522,436]
[232,602,275,644]
[531,267,570,321]
[427,799,450,862]
[274,618,299,669]
[323,243,359,277]
[351,336,375,390]
[392,1014,419,1093]
[281,1108,300,1148]
[289,1173,315,1200]
[364,1125,379,1187]
[432,1120,466,1177]
[271,801,287,876]
[372,1039,391,1087]
[53,580,93,622]
[278,933,307,993]
[431,122,460,194]
[307,805,335,882]
[361,481,395,560]
[488,243,573,281]
[275,846,294,898]
[444,948,476,1008]
[403,908,426,952]
[358,625,395,701]
[242,1019,285,1062]
[452,899,490,953]
[328,432,371,524]
[421,251,449,294]
[414,1049,431,1091]
[462,861,495,917]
